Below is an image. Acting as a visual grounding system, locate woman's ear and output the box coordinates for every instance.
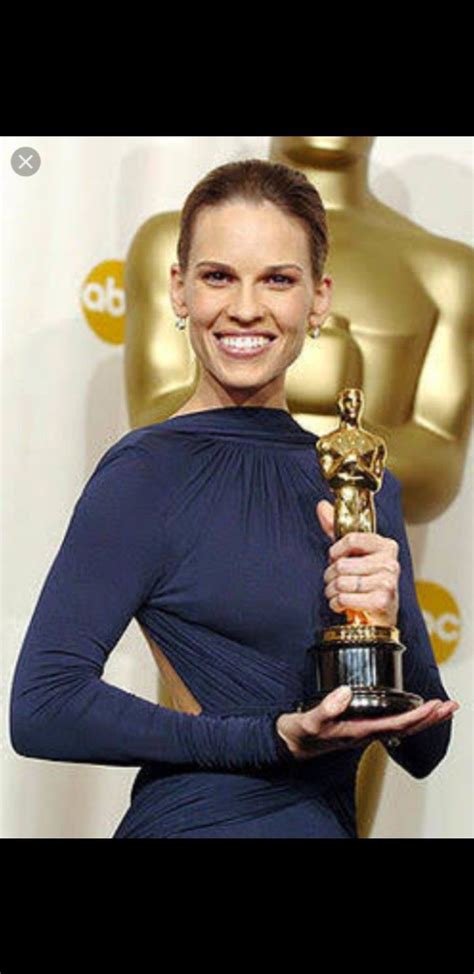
[311,274,333,326]
[169,263,188,318]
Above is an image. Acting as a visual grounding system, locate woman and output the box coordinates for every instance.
[9,159,459,838]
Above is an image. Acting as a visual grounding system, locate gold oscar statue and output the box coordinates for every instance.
[123,136,473,837]
[309,386,423,717]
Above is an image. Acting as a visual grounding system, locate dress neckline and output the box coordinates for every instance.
[154,405,318,446]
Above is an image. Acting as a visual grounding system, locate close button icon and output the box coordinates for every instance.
[11,146,41,176]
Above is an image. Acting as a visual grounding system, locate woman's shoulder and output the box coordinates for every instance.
[81,423,191,506]
[95,421,189,468]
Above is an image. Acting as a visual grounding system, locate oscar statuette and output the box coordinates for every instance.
[308,388,423,719]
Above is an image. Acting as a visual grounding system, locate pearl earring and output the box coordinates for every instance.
[175,317,187,331]
[308,324,321,339]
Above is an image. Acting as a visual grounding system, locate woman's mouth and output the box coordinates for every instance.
[213,333,277,359]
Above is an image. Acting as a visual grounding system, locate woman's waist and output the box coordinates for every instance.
[126,762,357,839]
[130,747,360,811]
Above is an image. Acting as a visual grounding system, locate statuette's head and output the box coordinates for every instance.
[338,387,363,422]
[272,136,376,165]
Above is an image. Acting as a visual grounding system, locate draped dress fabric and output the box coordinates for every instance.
[9,406,453,838]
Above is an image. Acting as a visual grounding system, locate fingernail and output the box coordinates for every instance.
[335,685,352,698]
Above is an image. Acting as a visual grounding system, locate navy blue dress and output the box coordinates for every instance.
[9,406,453,838]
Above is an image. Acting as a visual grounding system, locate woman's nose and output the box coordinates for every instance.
[227,284,264,322]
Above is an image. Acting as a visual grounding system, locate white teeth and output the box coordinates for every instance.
[218,335,271,348]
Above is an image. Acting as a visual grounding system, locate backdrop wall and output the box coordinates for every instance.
[1,135,472,838]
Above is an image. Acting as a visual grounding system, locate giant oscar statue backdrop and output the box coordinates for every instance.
[122,136,473,838]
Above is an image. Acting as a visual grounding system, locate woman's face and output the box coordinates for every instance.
[170,199,332,406]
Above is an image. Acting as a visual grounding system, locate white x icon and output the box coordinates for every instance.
[18,154,34,169]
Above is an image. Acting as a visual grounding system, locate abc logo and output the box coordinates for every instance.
[415,580,461,664]
[80,261,125,344]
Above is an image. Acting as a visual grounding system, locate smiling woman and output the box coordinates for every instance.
[167,159,333,413]
[9,158,457,840]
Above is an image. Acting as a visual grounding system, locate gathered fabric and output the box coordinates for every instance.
[9,406,452,838]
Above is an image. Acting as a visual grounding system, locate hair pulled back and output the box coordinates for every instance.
[177,158,329,285]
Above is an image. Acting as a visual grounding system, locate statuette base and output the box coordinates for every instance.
[307,635,423,717]
[322,624,400,644]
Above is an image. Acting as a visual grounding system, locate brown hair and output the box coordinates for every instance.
[176,158,329,285]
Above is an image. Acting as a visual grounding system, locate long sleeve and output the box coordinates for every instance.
[9,440,292,772]
[379,471,454,779]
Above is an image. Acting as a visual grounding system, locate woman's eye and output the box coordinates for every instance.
[203,271,229,283]
[202,271,294,286]
[269,274,293,285]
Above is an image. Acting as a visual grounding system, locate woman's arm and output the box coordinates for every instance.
[379,471,454,778]
[9,441,292,772]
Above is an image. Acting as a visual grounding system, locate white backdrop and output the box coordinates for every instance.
[1,135,472,838]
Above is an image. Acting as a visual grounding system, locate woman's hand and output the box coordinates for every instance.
[283,499,461,759]
[276,685,460,760]
[316,499,400,627]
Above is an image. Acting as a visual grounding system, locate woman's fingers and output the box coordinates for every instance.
[276,690,460,761]
[324,552,400,583]
[323,534,401,627]
[320,699,446,740]
[328,532,399,562]
[399,700,459,738]
[325,699,460,744]
[325,568,399,598]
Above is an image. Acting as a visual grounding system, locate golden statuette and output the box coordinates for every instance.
[308,387,423,718]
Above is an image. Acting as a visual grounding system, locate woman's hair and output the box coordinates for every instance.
[177,158,329,286]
